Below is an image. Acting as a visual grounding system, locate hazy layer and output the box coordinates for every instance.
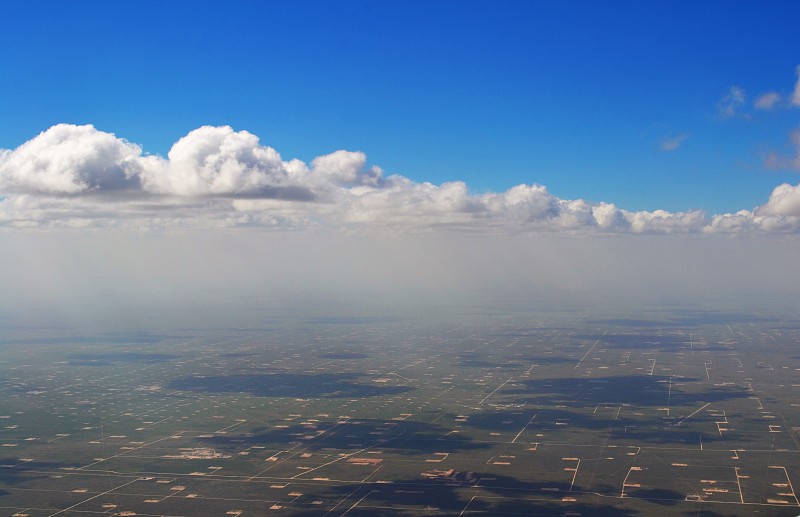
[2,230,797,331]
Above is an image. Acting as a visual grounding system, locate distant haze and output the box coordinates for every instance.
[2,230,797,331]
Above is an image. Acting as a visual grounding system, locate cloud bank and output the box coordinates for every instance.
[1,124,799,234]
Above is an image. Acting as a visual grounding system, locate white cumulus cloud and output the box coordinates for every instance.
[138,125,316,200]
[0,124,144,195]
[310,150,383,187]
[758,182,800,217]
[1,123,800,235]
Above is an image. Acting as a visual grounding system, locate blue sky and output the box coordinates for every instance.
[2,1,800,215]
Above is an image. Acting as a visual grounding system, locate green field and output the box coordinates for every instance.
[0,304,798,516]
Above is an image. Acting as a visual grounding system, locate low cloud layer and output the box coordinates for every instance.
[1,124,800,233]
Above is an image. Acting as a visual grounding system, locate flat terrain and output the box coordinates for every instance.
[0,304,799,516]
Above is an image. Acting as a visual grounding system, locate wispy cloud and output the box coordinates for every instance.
[754,91,781,110]
[748,65,800,111]
[717,86,747,119]
[792,65,800,107]
[659,133,688,152]
[763,129,800,172]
